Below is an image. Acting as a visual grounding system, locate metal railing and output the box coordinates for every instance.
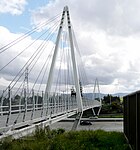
[0,91,101,133]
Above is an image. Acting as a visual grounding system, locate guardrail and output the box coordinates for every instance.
[0,92,101,136]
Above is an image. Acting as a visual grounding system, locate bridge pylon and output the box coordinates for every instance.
[44,6,83,127]
[43,6,83,130]
[92,78,102,116]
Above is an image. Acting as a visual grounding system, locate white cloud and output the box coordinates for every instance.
[0,26,54,87]
[31,0,140,36]
[30,0,140,94]
[0,0,27,15]
[1,0,140,94]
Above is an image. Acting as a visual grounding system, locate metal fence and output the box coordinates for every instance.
[123,91,140,150]
[0,91,101,134]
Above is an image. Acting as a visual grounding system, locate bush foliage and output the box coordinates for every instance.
[0,127,130,150]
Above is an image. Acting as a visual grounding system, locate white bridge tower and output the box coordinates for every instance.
[44,6,83,129]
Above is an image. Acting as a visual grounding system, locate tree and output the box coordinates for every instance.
[101,95,123,114]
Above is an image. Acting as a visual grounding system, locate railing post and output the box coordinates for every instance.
[22,88,27,122]
[41,91,44,117]
[0,91,4,116]
[36,93,39,109]
[6,86,11,126]
[31,89,35,120]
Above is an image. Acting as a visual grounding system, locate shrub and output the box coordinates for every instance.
[0,129,130,150]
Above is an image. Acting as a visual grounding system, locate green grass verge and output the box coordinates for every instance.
[99,114,123,118]
[0,127,130,150]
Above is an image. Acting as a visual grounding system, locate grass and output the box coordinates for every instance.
[0,127,130,150]
[99,114,123,118]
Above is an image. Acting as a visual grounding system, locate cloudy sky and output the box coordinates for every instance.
[0,0,140,94]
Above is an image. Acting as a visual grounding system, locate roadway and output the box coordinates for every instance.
[50,118,123,132]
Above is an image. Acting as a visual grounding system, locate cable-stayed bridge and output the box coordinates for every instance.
[0,6,101,138]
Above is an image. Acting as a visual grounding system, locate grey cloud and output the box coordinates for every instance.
[31,0,140,36]
[1,0,140,94]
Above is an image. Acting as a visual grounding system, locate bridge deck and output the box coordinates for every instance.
[0,98,100,137]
